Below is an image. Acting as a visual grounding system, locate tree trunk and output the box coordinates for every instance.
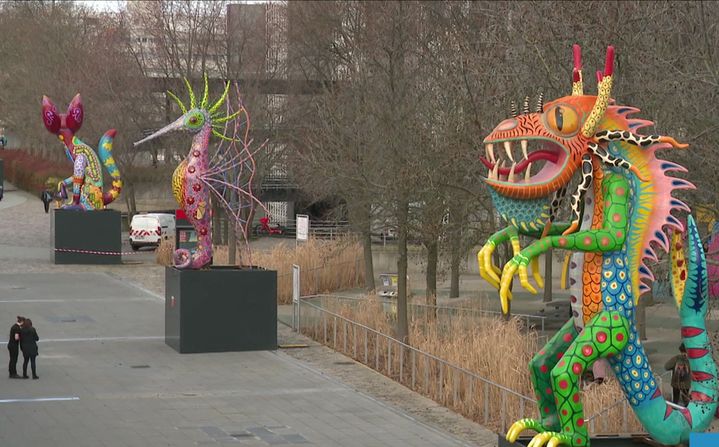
[228,219,237,265]
[362,228,375,292]
[449,226,461,298]
[124,180,137,218]
[349,200,375,292]
[212,199,222,245]
[425,238,438,306]
[396,200,409,343]
[543,248,553,303]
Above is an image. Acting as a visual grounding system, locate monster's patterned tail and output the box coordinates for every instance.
[98,129,122,205]
[631,216,718,445]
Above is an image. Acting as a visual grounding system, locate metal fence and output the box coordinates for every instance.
[297,297,536,433]
[294,291,671,436]
[319,295,547,332]
[268,220,351,239]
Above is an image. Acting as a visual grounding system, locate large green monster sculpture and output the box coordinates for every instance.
[477,45,717,446]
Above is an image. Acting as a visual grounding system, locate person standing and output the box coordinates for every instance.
[19,318,39,379]
[664,343,691,406]
[7,316,24,378]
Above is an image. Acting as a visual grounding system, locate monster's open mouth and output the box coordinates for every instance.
[480,138,567,185]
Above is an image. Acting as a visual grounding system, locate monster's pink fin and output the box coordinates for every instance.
[606,105,695,301]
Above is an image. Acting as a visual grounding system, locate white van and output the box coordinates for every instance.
[129,213,176,250]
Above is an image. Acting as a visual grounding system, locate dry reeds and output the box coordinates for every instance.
[155,238,174,266]
[299,296,645,435]
[214,237,365,303]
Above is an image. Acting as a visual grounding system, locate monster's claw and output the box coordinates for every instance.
[506,419,544,443]
[478,243,501,288]
[528,432,553,447]
[531,257,544,289]
[519,264,538,294]
[500,261,518,313]
[531,432,572,447]
[527,432,571,447]
[562,221,579,236]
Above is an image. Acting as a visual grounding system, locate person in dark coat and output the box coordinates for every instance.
[665,343,691,406]
[19,318,39,379]
[7,316,24,378]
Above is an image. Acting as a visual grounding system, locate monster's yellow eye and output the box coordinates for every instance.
[545,104,579,136]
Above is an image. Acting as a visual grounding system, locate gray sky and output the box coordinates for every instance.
[74,1,127,12]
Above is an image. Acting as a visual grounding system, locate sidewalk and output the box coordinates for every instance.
[0,186,497,447]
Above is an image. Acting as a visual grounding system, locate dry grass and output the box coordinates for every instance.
[155,238,174,266]
[300,296,646,435]
[214,237,364,304]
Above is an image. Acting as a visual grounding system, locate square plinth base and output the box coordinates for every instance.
[51,209,122,264]
[499,434,657,447]
[165,266,278,353]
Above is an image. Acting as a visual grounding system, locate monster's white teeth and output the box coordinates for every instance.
[508,163,517,182]
[486,143,495,163]
[491,162,499,180]
[504,141,514,162]
[521,140,529,160]
[525,162,532,182]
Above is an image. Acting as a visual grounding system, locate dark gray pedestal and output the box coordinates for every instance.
[499,434,658,447]
[165,266,278,353]
[51,209,122,264]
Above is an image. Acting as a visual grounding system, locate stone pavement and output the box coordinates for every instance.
[0,186,497,447]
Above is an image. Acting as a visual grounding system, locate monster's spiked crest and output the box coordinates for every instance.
[135,74,241,146]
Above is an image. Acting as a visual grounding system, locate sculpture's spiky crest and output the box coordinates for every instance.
[166,75,242,142]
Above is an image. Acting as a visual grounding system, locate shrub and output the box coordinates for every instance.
[0,149,68,193]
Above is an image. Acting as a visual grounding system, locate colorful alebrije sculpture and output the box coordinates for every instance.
[134,76,267,269]
[42,94,122,210]
[477,45,717,446]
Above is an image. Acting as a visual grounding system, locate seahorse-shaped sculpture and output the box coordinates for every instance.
[477,45,718,446]
[134,76,266,269]
[42,94,122,210]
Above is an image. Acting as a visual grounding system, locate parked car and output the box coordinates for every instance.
[129,213,175,250]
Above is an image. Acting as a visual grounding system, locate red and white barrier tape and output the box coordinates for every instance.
[53,248,147,256]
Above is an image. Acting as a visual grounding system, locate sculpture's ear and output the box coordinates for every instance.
[65,93,83,133]
[41,96,61,135]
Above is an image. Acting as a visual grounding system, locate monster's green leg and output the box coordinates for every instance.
[507,319,580,438]
[518,311,629,447]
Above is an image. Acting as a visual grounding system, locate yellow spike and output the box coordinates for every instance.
[201,73,209,109]
[670,231,686,309]
[571,71,583,96]
[212,110,241,124]
[581,75,613,137]
[209,81,231,115]
[167,90,187,114]
[183,77,196,109]
[212,129,238,142]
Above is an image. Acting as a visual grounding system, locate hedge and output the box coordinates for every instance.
[0,149,69,193]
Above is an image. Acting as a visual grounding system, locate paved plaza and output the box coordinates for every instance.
[0,184,497,447]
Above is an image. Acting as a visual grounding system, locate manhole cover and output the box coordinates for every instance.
[231,433,255,439]
[60,319,77,323]
[130,364,150,369]
[333,361,354,365]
